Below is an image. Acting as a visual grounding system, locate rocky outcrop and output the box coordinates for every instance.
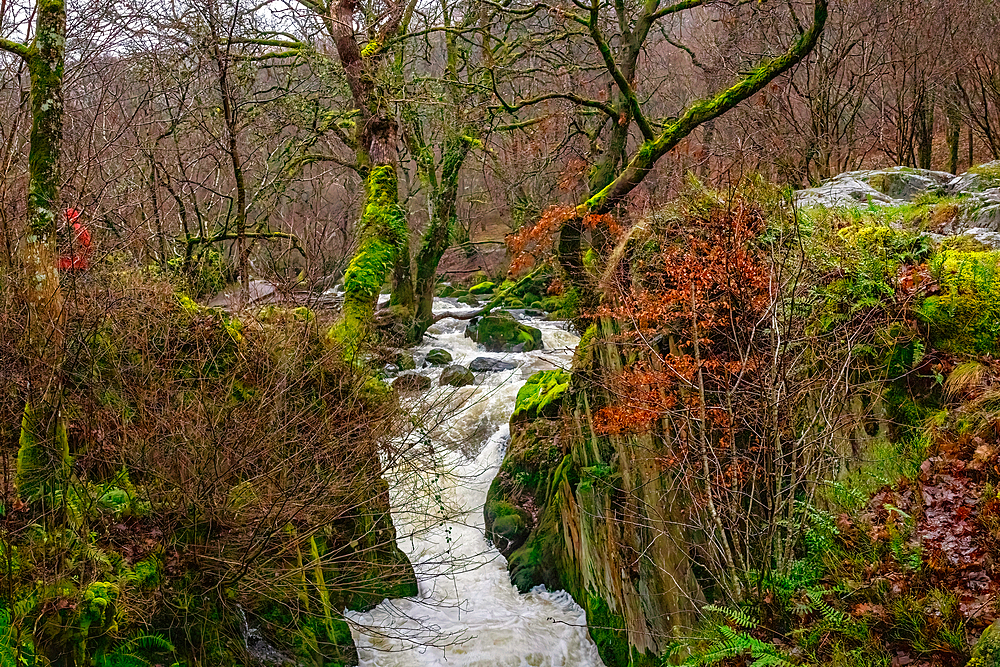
[795,163,1000,244]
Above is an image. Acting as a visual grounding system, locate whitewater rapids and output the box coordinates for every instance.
[346,299,604,667]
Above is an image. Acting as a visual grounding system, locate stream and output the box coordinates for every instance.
[346,299,605,667]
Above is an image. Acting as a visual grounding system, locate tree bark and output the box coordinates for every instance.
[0,0,71,513]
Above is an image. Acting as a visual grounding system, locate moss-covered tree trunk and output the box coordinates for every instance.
[406,130,476,337]
[1,0,70,502]
[320,1,414,348]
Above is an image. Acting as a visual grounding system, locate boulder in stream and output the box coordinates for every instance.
[424,348,453,366]
[469,357,517,373]
[393,373,432,391]
[439,364,475,387]
[465,311,543,352]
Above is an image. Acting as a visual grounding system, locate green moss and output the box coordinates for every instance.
[465,311,543,352]
[335,165,408,351]
[469,281,495,294]
[586,592,657,667]
[512,370,570,423]
[970,621,1000,667]
[915,248,1000,355]
[129,557,162,590]
[175,293,201,314]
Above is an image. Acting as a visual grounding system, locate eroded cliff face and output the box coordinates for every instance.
[487,322,893,667]
[488,319,711,665]
[485,184,905,667]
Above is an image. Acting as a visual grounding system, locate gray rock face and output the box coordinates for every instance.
[794,163,1000,245]
[469,357,517,373]
[424,348,453,366]
[439,364,475,387]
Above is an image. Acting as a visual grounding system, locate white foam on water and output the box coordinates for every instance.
[347,300,604,667]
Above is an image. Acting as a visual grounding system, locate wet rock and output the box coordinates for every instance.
[490,513,530,554]
[469,357,517,373]
[393,373,431,391]
[439,364,475,387]
[457,294,480,306]
[465,311,543,352]
[424,348,453,366]
[392,349,416,371]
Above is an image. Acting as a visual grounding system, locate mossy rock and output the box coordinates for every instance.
[457,294,480,306]
[503,298,525,309]
[970,620,1000,667]
[540,296,562,313]
[484,499,532,554]
[512,370,570,423]
[424,348,452,366]
[393,373,431,392]
[469,281,496,295]
[491,514,529,552]
[465,311,542,352]
[439,365,474,387]
[437,284,456,297]
[392,349,417,371]
[523,292,541,306]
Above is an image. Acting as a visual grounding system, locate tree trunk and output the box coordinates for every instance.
[22,0,66,353]
[916,85,935,171]
[947,103,961,175]
[4,0,70,509]
[325,1,413,349]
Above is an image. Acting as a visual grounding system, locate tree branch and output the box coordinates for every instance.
[580,0,829,215]
[491,71,618,120]
[585,3,655,140]
[650,0,708,21]
[0,37,30,61]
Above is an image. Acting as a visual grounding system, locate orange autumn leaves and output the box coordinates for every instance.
[507,205,622,276]
[593,201,771,437]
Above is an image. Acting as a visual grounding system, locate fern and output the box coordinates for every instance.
[689,626,796,667]
[805,589,850,626]
[702,603,758,629]
[96,632,175,667]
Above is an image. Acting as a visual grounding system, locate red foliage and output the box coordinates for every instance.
[506,205,576,276]
[506,207,623,277]
[592,200,771,447]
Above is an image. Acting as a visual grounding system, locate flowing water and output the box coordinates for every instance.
[346,299,604,667]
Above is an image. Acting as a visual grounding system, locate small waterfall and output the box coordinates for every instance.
[347,299,604,667]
